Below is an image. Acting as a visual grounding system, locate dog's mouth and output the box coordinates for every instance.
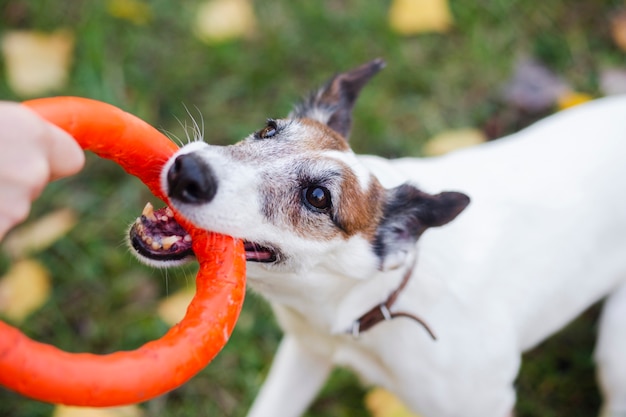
[129,203,194,263]
[129,203,278,264]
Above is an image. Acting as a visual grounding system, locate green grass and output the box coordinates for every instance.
[0,0,623,416]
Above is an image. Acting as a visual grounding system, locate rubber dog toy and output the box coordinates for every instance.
[0,97,246,407]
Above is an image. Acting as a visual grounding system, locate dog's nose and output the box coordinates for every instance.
[167,153,217,204]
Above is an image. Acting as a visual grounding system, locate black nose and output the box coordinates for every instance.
[167,153,217,204]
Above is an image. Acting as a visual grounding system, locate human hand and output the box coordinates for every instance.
[0,102,85,240]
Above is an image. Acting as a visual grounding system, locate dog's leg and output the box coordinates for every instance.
[595,282,626,417]
[246,335,333,417]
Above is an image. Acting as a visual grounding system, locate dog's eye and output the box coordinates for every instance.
[257,119,278,139]
[302,186,332,213]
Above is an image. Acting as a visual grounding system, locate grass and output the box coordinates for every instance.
[0,0,623,416]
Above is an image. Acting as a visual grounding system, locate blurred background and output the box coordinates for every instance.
[1,1,625,416]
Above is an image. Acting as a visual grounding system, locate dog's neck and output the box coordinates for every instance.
[247,248,423,335]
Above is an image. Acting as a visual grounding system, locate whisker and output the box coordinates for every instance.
[182,103,205,143]
[161,126,185,147]
[173,115,195,145]
[163,269,170,296]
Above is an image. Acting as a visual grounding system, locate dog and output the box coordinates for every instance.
[129,59,626,417]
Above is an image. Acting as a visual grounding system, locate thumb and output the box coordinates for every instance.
[46,123,85,181]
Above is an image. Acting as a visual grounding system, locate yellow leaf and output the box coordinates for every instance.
[365,388,423,417]
[556,91,593,111]
[422,128,486,157]
[1,29,74,97]
[388,0,453,35]
[3,208,77,258]
[157,285,196,326]
[194,0,257,44]
[106,0,153,25]
[0,259,51,323]
[53,405,144,417]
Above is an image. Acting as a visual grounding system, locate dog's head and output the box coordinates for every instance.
[130,60,469,281]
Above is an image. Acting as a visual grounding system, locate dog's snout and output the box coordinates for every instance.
[167,153,217,204]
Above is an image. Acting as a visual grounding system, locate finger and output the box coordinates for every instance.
[46,123,85,181]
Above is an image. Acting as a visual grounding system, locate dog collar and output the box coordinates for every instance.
[350,264,437,340]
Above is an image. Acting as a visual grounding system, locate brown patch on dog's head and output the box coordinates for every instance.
[333,171,385,239]
[298,118,350,152]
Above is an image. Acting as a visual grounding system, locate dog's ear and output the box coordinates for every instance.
[290,58,386,139]
[373,184,470,271]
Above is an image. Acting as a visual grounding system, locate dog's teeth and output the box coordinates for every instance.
[160,216,169,222]
[183,234,192,242]
[142,202,157,222]
[161,235,180,250]
[151,241,162,250]
[165,207,174,217]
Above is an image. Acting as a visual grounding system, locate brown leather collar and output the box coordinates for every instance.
[349,264,437,340]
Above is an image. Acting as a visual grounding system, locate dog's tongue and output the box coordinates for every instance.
[129,203,194,262]
[243,242,276,262]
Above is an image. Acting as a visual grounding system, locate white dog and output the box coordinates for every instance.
[129,60,626,417]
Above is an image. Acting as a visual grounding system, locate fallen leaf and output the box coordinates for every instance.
[194,0,257,44]
[610,9,626,52]
[422,128,486,156]
[157,285,195,326]
[1,29,74,97]
[482,106,550,140]
[0,259,51,323]
[53,405,144,417]
[365,387,423,417]
[502,58,570,113]
[106,0,153,25]
[556,91,593,111]
[388,0,453,35]
[3,208,77,258]
[600,68,626,96]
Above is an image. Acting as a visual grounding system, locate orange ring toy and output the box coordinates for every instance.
[0,97,246,406]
